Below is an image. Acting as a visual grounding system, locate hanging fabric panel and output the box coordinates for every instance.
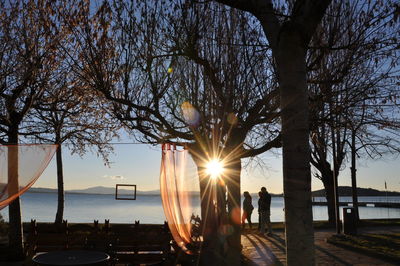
[160,144,201,254]
[0,144,57,210]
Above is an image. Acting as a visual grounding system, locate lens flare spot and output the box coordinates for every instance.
[206,159,224,179]
[231,207,242,225]
[181,101,200,127]
[227,113,238,125]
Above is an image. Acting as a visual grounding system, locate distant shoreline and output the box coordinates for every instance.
[28,185,400,197]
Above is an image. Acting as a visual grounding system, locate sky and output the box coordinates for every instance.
[33,142,400,194]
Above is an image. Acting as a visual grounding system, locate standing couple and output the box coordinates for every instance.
[242,186,273,237]
[258,187,273,236]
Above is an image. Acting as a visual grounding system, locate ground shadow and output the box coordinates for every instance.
[271,233,352,265]
[243,233,283,266]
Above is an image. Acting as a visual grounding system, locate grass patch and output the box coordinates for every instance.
[359,219,400,227]
[0,214,8,246]
[327,233,400,263]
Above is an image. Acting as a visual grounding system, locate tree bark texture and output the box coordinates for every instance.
[276,27,315,265]
[55,143,65,224]
[7,129,25,260]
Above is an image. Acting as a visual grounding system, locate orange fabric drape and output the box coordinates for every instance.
[0,144,57,210]
[160,144,200,254]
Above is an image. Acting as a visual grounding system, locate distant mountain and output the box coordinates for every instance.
[29,187,58,194]
[30,186,160,195]
[311,186,400,197]
[250,192,283,197]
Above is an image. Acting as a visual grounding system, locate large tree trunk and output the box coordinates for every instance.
[55,143,65,224]
[7,129,25,260]
[197,164,222,266]
[276,27,314,265]
[190,146,242,266]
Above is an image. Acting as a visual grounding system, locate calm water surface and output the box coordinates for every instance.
[1,193,399,223]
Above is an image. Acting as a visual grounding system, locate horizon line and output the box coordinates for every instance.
[30,185,400,194]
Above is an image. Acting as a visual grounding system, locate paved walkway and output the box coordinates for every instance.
[241,226,400,265]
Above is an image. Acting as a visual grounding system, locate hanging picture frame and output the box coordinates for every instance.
[115,184,137,200]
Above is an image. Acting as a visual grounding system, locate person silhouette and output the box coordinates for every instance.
[242,191,254,229]
[259,186,272,236]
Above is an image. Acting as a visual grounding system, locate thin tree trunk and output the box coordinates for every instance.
[7,129,25,260]
[55,143,65,224]
[350,129,359,222]
[276,29,315,265]
[330,114,341,234]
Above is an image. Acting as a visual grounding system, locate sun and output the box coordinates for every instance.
[206,159,224,179]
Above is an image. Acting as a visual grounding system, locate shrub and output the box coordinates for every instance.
[0,213,8,237]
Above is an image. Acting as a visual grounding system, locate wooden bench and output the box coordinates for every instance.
[68,220,112,251]
[25,220,175,265]
[26,220,109,256]
[109,222,174,265]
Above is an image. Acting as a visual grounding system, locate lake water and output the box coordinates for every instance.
[1,193,399,223]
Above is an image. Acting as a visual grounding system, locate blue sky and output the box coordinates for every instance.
[33,143,400,194]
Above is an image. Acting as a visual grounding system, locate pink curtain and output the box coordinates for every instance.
[0,144,57,210]
[160,144,201,254]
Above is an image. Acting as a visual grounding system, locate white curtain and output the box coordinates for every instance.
[0,144,57,209]
[160,144,201,254]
